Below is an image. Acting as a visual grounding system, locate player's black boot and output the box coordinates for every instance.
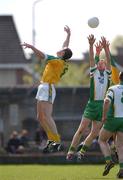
[77,151,84,160]
[49,142,64,152]
[103,161,115,176]
[76,142,83,152]
[42,140,54,153]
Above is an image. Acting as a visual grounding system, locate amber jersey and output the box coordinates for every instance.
[41,54,68,84]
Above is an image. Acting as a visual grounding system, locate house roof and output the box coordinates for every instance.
[0,15,28,64]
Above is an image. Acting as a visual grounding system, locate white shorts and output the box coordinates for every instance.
[36,82,56,104]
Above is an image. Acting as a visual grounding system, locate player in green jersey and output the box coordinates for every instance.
[99,71,123,178]
[67,34,111,160]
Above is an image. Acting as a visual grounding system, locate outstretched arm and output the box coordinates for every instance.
[21,43,45,60]
[95,41,103,57]
[102,98,110,124]
[95,41,103,64]
[101,37,111,71]
[62,25,71,49]
[88,34,96,67]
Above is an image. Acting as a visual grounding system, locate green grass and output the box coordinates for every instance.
[0,164,119,180]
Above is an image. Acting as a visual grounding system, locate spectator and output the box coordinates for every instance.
[19,129,30,148]
[6,131,21,154]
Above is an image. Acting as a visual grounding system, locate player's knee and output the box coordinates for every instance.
[78,123,88,134]
[76,129,82,135]
[77,126,85,134]
[90,131,98,139]
[37,111,47,121]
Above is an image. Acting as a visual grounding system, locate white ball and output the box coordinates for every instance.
[88,17,99,28]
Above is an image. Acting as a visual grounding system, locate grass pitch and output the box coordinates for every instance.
[0,164,118,180]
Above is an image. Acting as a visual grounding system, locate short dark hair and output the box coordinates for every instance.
[119,71,123,82]
[62,48,73,60]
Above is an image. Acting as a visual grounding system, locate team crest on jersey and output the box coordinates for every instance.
[98,76,104,84]
[98,71,104,84]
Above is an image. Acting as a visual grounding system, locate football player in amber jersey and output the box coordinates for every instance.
[21,25,72,153]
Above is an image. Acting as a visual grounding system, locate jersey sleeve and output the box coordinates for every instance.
[90,65,97,77]
[106,88,114,102]
[106,69,112,78]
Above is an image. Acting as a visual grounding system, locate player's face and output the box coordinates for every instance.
[56,49,65,58]
[97,60,106,71]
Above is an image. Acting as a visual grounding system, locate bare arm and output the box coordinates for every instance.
[62,25,71,49]
[102,98,111,123]
[101,37,111,71]
[88,34,96,67]
[21,43,45,60]
[95,41,103,64]
[95,41,102,57]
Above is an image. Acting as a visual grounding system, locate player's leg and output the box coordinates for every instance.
[116,131,123,178]
[37,101,61,152]
[98,128,115,176]
[78,120,102,157]
[109,133,116,151]
[109,133,118,160]
[37,101,60,140]
[36,83,62,152]
[66,117,91,160]
[77,100,103,158]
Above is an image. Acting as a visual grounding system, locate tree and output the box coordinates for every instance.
[57,62,89,87]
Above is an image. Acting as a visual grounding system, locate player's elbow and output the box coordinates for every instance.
[104,98,110,107]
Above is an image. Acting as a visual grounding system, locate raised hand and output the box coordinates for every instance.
[100,36,110,50]
[95,42,103,56]
[21,42,33,49]
[88,34,96,46]
[64,25,71,35]
[21,42,45,59]
[62,25,71,48]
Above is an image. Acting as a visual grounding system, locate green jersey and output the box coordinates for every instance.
[106,84,123,118]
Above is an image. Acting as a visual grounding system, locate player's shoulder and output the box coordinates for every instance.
[109,84,120,91]
[105,69,112,75]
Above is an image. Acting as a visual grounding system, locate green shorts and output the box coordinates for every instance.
[103,117,123,132]
[83,100,103,121]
